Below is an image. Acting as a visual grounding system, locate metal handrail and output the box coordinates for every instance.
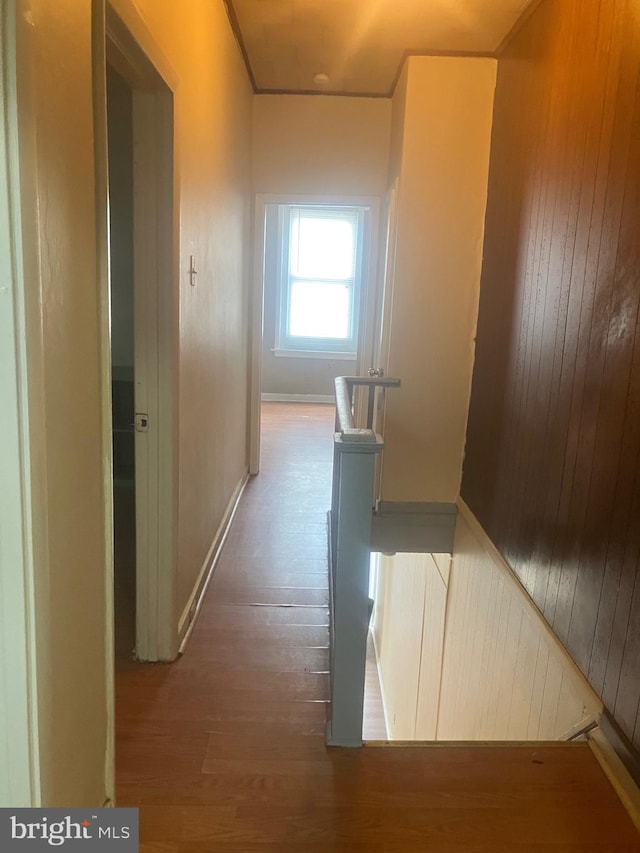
[334,375,401,440]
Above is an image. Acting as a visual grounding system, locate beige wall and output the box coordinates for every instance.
[110,0,254,617]
[387,64,408,188]
[16,0,112,806]
[15,0,252,805]
[253,95,391,197]
[253,95,391,395]
[380,56,496,502]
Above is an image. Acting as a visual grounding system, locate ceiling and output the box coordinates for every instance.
[226,0,536,96]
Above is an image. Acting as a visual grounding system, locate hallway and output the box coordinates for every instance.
[116,403,640,851]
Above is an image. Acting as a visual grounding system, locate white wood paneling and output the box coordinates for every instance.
[372,503,602,742]
[373,554,427,738]
[373,552,448,740]
[415,556,448,739]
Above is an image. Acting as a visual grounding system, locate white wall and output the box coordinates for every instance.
[380,56,497,502]
[253,95,391,396]
[373,507,603,741]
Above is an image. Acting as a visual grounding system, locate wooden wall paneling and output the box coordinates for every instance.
[475,550,500,737]
[453,548,477,736]
[538,653,563,739]
[414,556,447,740]
[376,554,427,738]
[490,0,564,554]
[598,34,640,738]
[559,3,632,672]
[502,5,569,595]
[495,595,524,737]
[507,606,539,740]
[536,1,600,624]
[456,30,535,534]
[545,0,622,646]
[464,549,492,739]
[484,572,512,739]
[556,673,588,740]
[526,642,550,739]
[435,552,462,738]
[462,0,640,754]
[518,0,584,604]
[547,0,640,738]
[597,340,640,712]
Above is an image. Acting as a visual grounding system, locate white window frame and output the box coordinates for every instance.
[274,203,369,359]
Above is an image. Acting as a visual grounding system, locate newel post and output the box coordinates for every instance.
[327,433,382,747]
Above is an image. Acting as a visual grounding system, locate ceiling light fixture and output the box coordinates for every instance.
[313,73,330,86]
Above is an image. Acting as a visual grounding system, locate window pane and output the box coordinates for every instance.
[289,281,351,339]
[290,213,355,280]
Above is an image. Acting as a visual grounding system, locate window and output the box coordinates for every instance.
[275,205,366,357]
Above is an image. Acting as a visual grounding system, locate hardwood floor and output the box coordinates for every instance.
[116,402,640,851]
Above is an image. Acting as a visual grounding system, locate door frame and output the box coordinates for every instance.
[0,0,41,806]
[372,179,400,500]
[98,4,179,661]
[249,193,382,474]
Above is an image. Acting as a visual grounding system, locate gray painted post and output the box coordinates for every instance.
[327,435,382,747]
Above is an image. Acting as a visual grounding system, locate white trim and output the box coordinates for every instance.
[250,192,382,476]
[92,0,115,805]
[248,195,265,476]
[178,473,249,648]
[261,393,335,404]
[275,204,365,357]
[0,0,40,805]
[372,180,399,500]
[272,348,357,361]
[456,498,603,723]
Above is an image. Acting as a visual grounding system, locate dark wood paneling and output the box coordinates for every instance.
[462,0,640,754]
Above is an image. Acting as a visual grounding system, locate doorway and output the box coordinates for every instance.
[250,194,381,474]
[104,7,178,662]
[107,65,136,659]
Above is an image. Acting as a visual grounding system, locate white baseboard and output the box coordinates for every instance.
[177,472,249,649]
[261,393,335,404]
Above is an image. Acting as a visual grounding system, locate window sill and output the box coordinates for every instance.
[272,348,357,361]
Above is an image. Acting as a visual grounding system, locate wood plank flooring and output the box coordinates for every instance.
[116,403,640,851]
